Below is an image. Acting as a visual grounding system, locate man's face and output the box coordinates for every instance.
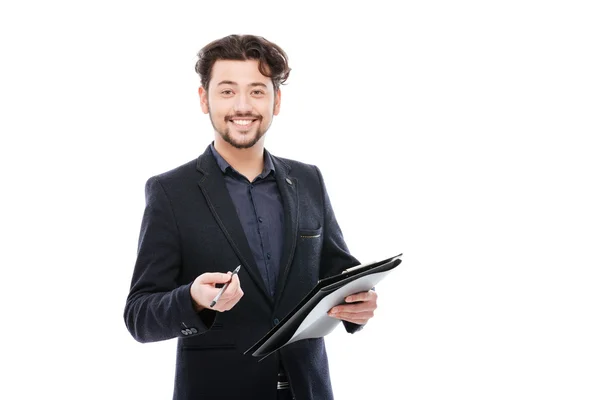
[199,59,281,149]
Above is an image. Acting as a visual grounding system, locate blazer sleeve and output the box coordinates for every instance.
[123,177,214,343]
[314,166,365,334]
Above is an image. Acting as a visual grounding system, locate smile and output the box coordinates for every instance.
[231,119,256,126]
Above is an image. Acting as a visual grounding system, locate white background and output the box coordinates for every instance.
[1,1,599,399]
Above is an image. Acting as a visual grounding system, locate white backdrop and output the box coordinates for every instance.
[1,1,599,399]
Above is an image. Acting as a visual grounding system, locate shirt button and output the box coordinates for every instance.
[267,253,271,259]
[273,318,280,326]
[259,217,263,223]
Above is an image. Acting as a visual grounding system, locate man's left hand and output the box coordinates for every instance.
[327,290,377,325]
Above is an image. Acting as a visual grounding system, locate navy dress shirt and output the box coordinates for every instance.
[210,143,284,297]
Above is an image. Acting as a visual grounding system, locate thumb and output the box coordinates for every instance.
[197,272,232,285]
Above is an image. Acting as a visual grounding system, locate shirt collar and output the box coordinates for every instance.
[210,142,275,178]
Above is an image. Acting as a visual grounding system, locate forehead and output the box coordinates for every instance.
[210,59,273,88]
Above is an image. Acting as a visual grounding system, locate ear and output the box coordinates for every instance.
[198,86,209,114]
[273,89,281,116]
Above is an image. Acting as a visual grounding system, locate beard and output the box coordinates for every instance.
[208,104,274,150]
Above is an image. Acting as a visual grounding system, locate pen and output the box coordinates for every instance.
[209,265,241,308]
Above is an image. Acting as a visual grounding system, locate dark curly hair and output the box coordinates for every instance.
[195,34,291,92]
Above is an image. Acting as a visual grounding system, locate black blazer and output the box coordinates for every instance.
[124,145,361,400]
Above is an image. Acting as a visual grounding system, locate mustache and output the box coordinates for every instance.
[225,113,262,121]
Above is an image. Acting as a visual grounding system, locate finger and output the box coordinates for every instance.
[342,317,369,325]
[230,273,241,289]
[219,280,242,303]
[345,290,377,303]
[221,273,241,295]
[216,275,242,299]
[328,313,369,324]
[198,272,234,285]
[330,310,373,324]
[330,301,376,314]
[211,277,242,308]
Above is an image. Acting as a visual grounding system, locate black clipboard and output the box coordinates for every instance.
[244,253,402,360]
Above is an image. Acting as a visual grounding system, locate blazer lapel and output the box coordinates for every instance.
[195,146,272,304]
[271,155,299,306]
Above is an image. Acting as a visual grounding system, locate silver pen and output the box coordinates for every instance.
[209,265,241,308]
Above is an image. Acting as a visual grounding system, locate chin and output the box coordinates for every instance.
[231,141,257,150]
[222,130,264,150]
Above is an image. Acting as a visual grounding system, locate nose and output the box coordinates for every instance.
[233,92,253,113]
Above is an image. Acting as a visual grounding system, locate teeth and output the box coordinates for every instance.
[232,120,253,126]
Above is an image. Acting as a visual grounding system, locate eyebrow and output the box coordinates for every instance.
[216,80,268,88]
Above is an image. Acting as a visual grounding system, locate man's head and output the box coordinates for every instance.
[195,35,291,149]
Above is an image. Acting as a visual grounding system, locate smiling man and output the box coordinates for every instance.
[202,61,279,151]
[124,34,378,400]
[199,58,281,181]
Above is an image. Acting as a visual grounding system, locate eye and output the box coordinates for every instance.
[251,90,265,96]
[221,89,234,96]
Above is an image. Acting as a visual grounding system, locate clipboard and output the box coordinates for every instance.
[244,253,403,360]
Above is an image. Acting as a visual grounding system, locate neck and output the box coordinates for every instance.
[214,136,265,180]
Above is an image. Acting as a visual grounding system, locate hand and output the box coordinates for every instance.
[190,271,244,312]
[327,290,377,325]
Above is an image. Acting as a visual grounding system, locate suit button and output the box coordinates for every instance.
[181,329,188,335]
[190,328,198,334]
[273,318,280,326]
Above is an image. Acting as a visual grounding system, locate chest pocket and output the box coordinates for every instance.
[299,227,322,239]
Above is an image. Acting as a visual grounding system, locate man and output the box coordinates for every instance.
[124,34,378,400]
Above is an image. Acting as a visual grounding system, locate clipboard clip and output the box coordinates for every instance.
[342,253,403,274]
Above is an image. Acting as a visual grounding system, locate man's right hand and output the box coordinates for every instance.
[190,271,244,312]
